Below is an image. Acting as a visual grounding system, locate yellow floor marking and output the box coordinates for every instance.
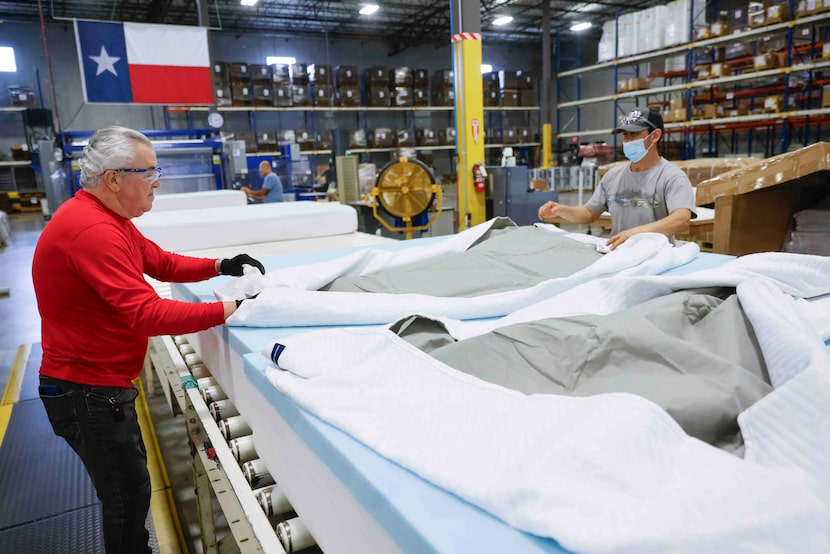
[1,345,29,406]
[0,345,30,448]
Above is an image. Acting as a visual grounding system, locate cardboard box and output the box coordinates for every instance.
[391,67,413,86]
[765,3,789,23]
[367,88,391,107]
[763,95,783,112]
[212,62,230,85]
[416,128,438,146]
[598,157,761,187]
[291,85,310,106]
[438,127,456,145]
[312,84,333,107]
[434,69,453,86]
[500,89,519,107]
[412,88,429,107]
[270,64,291,85]
[393,86,413,107]
[365,66,388,85]
[253,85,273,106]
[484,89,500,107]
[711,63,732,78]
[670,97,687,110]
[231,85,252,106]
[250,64,270,83]
[350,129,367,148]
[727,106,751,117]
[498,70,518,89]
[369,128,396,148]
[396,129,414,147]
[291,64,309,85]
[434,86,455,107]
[413,68,429,87]
[695,143,830,255]
[748,2,767,27]
[308,64,331,85]
[272,85,291,107]
[516,70,535,90]
[754,53,779,70]
[336,86,361,107]
[214,86,232,107]
[335,66,359,86]
[822,85,830,108]
[709,21,731,37]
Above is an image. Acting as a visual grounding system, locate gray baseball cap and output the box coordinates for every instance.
[612,107,664,134]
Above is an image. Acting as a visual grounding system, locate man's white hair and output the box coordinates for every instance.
[78,126,153,188]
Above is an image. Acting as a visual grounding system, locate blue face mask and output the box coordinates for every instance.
[623,133,652,163]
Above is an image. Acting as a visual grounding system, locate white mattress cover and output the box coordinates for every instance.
[173,242,736,554]
[218,222,700,327]
[261,252,830,554]
[149,189,247,211]
[134,201,357,251]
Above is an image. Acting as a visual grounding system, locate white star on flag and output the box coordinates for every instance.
[89,45,120,77]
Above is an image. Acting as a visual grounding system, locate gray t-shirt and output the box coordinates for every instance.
[585,157,697,240]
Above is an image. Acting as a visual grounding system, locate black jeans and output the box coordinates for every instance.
[39,376,152,554]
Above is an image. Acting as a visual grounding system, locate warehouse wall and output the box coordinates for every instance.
[0,20,541,161]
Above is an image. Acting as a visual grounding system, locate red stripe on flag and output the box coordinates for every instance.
[129,64,213,105]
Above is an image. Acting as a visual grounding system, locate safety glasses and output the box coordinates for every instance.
[106,167,163,183]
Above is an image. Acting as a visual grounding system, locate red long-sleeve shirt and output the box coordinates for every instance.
[32,190,226,387]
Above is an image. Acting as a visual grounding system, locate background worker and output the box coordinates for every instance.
[539,107,696,249]
[31,126,265,554]
[241,160,284,203]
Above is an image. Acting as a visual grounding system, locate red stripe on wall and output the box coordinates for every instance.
[129,64,213,105]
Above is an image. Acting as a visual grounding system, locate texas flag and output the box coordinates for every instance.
[75,20,213,105]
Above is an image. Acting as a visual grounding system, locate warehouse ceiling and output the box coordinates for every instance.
[1,0,668,53]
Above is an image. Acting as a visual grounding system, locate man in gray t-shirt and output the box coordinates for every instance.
[539,107,696,249]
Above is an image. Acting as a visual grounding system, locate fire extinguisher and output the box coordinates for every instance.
[472,163,487,193]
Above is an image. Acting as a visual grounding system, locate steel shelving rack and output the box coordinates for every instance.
[555,3,830,161]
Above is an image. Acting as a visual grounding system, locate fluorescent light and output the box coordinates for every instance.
[481,64,493,74]
[359,4,379,15]
[0,47,16,72]
[570,22,592,32]
[266,56,296,65]
[240,0,257,6]
[492,16,513,26]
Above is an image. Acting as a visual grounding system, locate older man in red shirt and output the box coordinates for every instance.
[32,126,264,554]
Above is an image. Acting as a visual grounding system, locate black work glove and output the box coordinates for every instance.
[235,293,260,308]
[220,254,265,277]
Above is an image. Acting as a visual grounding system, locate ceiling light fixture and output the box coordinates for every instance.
[492,16,513,26]
[570,22,592,32]
[266,56,297,65]
[359,4,379,15]
[240,0,258,6]
[481,64,493,74]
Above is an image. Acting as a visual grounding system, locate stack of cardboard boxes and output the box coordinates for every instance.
[433,69,454,106]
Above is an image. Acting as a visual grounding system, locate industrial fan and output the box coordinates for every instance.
[371,157,443,239]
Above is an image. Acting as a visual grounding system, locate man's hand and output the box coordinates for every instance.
[220,254,266,276]
[606,230,634,250]
[538,201,563,220]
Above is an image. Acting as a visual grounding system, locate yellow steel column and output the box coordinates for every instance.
[541,123,553,168]
[451,0,485,231]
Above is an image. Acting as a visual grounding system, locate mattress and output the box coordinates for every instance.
[134,201,358,251]
[172,238,739,554]
[149,189,247,212]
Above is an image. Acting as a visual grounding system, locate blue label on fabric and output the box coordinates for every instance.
[270,343,286,365]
